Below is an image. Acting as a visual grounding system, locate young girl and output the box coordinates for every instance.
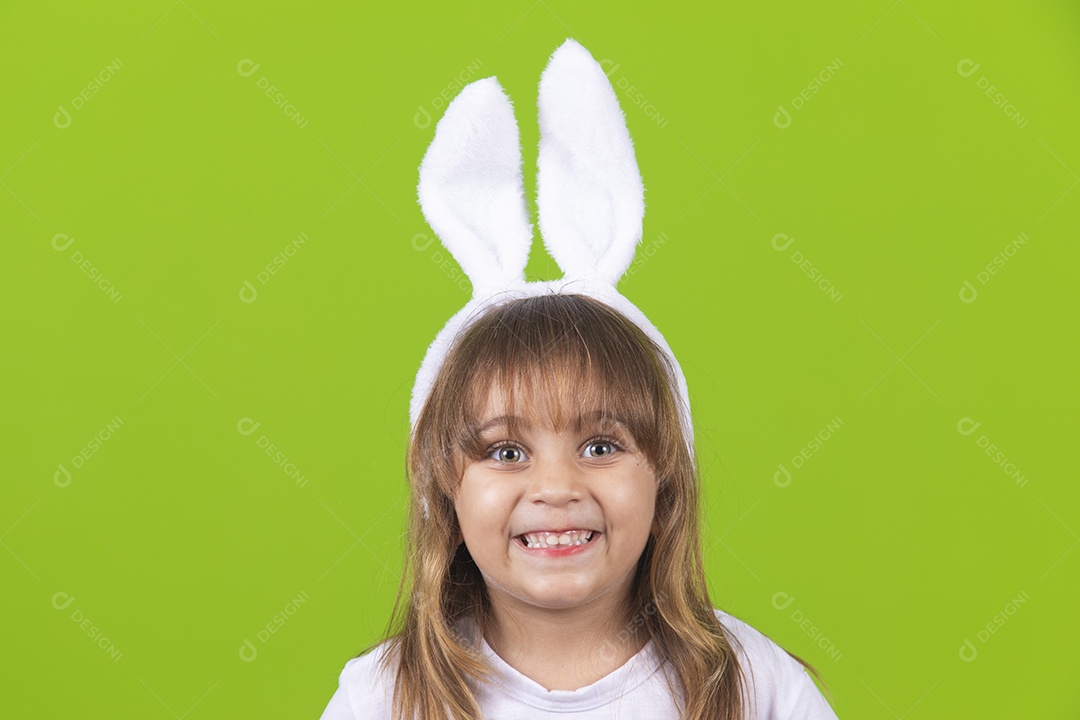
[320,40,840,719]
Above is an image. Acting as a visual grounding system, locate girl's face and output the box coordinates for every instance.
[454,387,658,615]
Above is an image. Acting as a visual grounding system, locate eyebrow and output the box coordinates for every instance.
[476,410,630,435]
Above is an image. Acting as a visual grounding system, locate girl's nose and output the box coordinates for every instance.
[527,454,586,505]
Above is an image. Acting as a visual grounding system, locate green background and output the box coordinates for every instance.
[2,1,1077,717]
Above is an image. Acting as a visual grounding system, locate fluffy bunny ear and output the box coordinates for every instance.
[418,77,533,295]
[537,39,645,286]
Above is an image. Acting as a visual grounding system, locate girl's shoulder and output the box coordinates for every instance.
[712,608,837,719]
[320,641,398,720]
[713,606,793,662]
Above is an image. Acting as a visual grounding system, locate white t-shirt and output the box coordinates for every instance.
[318,608,839,719]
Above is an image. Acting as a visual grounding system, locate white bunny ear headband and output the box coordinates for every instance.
[411,39,694,502]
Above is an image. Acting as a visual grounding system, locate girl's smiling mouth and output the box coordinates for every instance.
[513,530,601,557]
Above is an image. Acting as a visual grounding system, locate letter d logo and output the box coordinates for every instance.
[773,104,792,129]
[771,233,795,252]
[956,59,981,78]
[773,464,792,488]
[51,591,75,610]
[54,464,72,488]
[239,280,258,304]
[236,59,261,77]
[956,417,981,436]
[413,105,431,129]
[771,591,795,611]
[53,105,72,129]
[51,233,75,252]
[959,279,978,304]
[239,638,258,662]
[237,417,261,436]
[411,232,434,252]
[598,59,621,78]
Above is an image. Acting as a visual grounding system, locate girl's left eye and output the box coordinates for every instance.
[583,438,623,458]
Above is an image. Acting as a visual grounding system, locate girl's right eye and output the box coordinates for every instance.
[488,443,528,463]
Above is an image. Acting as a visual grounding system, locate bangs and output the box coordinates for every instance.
[458,360,647,460]
[425,293,682,479]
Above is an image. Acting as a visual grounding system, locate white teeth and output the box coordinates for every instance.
[521,530,595,548]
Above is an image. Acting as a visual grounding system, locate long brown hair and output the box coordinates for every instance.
[357,292,827,719]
